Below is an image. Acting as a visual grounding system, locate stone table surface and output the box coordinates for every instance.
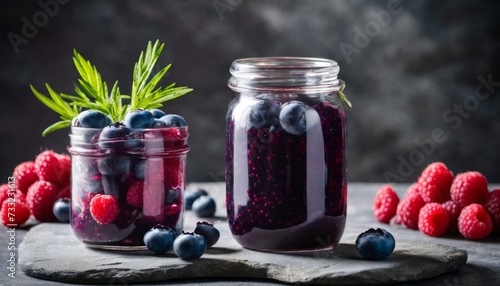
[1,182,499,285]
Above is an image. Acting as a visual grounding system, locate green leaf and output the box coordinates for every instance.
[149,88,193,106]
[30,85,78,121]
[73,49,108,100]
[59,93,83,102]
[41,120,71,137]
[140,64,171,95]
[45,85,76,120]
[31,85,65,115]
[338,84,352,110]
[109,81,121,122]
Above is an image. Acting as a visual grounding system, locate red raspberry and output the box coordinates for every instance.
[26,180,58,222]
[14,190,26,205]
[0,184,10,204]
[484,189,500,232]
[389,214,401,226]
[161,128,183,139]
[450,171,489,208]
[373,184,399,223]
[163,203,181,225]
[90,194,120,224]
[126,180,144,208]
[397,185,426,230]
[418,202,450,237]
[458,203,493,240]
[13,161,39,194]
[143,203,182,227]
[143,158,177,216]
[56,153,71,187]
[0,200,31,227]
[417,162,453,203]
[442,200,462,233]
[0,184,27,206]
[402,183,420,199]
[163,128,188,150]
[164,157,183,189]
[143,183,164,218]
[35,150,63,185]
[57,185,71,200]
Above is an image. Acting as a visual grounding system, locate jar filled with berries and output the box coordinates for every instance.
[68,111,190,250]
[225,57,351,252]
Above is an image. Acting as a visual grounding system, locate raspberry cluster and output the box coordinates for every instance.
[0,150,71,227]
[373,162,499,240]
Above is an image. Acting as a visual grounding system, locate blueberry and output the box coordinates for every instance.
[249,100,280,129]
[98,122,132,149]
[279,101,306,135]
[98,156,130,176]
[143,225,176,254]
[73,157,100,178]
[173,232,207,260]
[165,188,179,205]
[355,228,395,260]
[71,116,81,127]
[194,221,220,248]
[53,198,71,223]
[192,195,216,218]
[185,187,208,210]
[75,178,102,194]
[154,114,187,128]
[152,119,168,128]
[71,125,101,144]
[133,160,146,180]
[124,110,155,129]
[125,131,145,150]
[77,110,112,128]
[101,175,121,198]
[150,109,166,119]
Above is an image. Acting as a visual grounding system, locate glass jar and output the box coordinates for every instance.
[68,126,189,250]
[225,57,349,252]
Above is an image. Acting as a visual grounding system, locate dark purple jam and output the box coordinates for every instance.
[226,98,347,251]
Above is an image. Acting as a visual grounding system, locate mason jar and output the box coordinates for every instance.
[225,57,350,252]
[68,126,189,250]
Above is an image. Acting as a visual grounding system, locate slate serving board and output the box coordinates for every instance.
[19,211,467,285]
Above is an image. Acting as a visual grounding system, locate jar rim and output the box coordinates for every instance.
[231,57,339,71]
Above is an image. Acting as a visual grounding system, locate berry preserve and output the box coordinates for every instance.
[68,126,189,250]
[226,57,350,252]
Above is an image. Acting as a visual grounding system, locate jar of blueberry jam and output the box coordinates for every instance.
[225,57,350,252]
[68,125,189,250]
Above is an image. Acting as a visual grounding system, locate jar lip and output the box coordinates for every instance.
[70,125,189,133]
[231,57,338,71]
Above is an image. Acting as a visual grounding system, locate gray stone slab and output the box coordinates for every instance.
[19,212,467,285]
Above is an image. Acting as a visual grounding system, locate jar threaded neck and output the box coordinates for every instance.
[228,57,342,94]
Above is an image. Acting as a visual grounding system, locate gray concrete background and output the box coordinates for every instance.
[1,0,499,183]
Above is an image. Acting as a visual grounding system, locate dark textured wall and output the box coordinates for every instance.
[1,0,499,184]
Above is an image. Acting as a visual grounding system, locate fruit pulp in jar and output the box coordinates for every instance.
[226,96,347,251]
[69,127,188,248]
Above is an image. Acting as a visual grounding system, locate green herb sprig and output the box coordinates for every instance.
[31,40,192,137]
